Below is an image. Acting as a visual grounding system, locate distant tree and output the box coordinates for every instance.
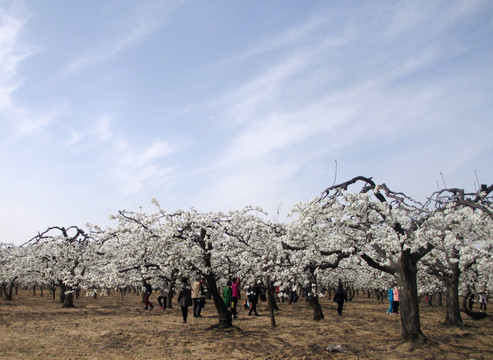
[0,244,25,300]
[24,226,91,308]
[419,205,493,326]
[284,207,354,320]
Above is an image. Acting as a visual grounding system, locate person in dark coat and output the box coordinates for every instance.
[333,284,348,316]
[248,283,260,316]
[143,281,154,310]
[468,293,475,311]
[177,277,192,323]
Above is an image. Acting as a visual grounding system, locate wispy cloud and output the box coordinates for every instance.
[62,129,84,147]
[0,3,34,109]
[0,2,59,138]
[196,0,492,211]
[60,1,181,78]
[93,116,114,143]
[111,139,177,195]
[219,52,313,125]
[386,0,486,38]
[218,14,329,66]
[14,105,64,135]
[90,116,181,195]
[61,23,157,77]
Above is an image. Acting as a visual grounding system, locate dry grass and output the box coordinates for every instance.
[1,290,492,359]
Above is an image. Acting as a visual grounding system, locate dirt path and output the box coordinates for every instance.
[1,290,492,359]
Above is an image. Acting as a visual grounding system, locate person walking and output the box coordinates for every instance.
[177,277,192,323]
[248,283,260,316]
[232,278,241,319]
[479,291,487,312]
[289,285,299,304]
[333,284,348,316]
[387,286,394,314]
[157,279,169,310]
[199,279,207,313]
[192,278,204,318]
[468,293,475,311]
[143,281,154,310]
[223,281,235,318]
[392,285,400,314]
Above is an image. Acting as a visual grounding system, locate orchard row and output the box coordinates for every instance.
[1,176,492,342]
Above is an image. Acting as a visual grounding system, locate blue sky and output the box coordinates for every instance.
[1,0,492,245]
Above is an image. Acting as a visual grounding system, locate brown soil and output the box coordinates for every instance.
[0,290,492,359]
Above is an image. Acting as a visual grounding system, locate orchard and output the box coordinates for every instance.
[1,176,492,348]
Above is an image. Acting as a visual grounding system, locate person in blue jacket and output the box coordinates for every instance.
[387,286,394,314]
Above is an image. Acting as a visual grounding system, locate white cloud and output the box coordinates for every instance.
[386,0,487,39]
[0,4,27,78]
[0,3,34,109]
[1,0,491,246]
[63,129,84,147]
[195,0,492,215]
[134,142,176,167]
[90,116,180,195]
[218,51,315,125]
[0,3,56,138]
[218,14,329,66]
[93,115,114,142]
[61,22,156,77]
[60,1,181,78]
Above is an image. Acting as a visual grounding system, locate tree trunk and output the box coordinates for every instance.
[348,285,355,301]
[5,282,15,301]
[399,250,426,343]
[167,276,177,309]
[2,279,17,301]
[166,292,173,309]
[58,282,75,308]
[62,291,75,308]
[309,295,324,321]
[59,282,66,304]
[266,277,277,328]
[443,276,463,327]
[205,273,232,329]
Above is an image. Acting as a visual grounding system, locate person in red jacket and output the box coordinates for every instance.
[232,278,241,319]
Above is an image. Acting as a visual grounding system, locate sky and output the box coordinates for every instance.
[1,0,492,245]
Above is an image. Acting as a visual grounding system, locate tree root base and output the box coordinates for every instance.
[206,324,243,332]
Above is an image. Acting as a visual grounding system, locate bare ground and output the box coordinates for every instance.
[0,290,492,359]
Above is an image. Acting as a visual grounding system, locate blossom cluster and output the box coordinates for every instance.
[1,180,492,301]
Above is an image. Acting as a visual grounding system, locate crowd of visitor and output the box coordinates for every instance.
[140,279,488,322]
